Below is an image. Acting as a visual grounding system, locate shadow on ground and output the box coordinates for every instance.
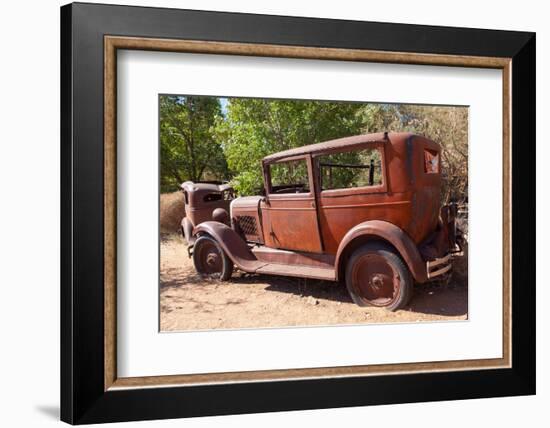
[160,232,468,327]
[161,265,467,317]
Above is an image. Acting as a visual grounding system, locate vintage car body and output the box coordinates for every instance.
[188,132,461,310]
[179,181,234,245]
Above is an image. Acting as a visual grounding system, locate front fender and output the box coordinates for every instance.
[181,217,195,245]
[335,220,427,283]
[193,221,261,272]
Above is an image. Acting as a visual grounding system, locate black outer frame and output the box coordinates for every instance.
[60,2,535,424]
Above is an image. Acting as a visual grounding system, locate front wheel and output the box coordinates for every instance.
[192,235,233,280]
[345,242,412,311]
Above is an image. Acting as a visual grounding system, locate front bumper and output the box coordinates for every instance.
[426,253,452,279]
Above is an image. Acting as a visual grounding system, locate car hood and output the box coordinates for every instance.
[229,196,262,217]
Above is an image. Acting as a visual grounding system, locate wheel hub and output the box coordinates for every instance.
[352,253,400,306]
[371,274,385,290]
[206,252,219,267]
[195,239,224,276]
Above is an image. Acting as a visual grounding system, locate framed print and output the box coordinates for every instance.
[60,2,535,424]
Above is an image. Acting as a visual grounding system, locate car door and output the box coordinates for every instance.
[315,143,389,253]
[261,155,323,253]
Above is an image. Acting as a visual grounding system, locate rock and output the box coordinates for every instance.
[306,296,319,306]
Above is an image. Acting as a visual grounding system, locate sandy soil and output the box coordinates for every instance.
[160,233,468,331]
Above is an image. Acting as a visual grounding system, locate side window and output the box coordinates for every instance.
[319,147,383,191]
[269,159,310,194]
[424,148,440,174]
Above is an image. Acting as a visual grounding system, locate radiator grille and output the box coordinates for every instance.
[237,215,258,237]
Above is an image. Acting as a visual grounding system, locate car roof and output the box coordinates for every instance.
[261,132,417,164]
[180,181,232,192]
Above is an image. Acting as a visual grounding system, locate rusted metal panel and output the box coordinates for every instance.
[262,132,388,164]
[193,221,265,273]
[193,222,336,279]
[180,181,233,228]
[256,264,335,281]
[252,246,335,268]
[318,193,413,254]
[230,196,264,244]
[334,220,428,283]
[181,217,195,245]
[261,198,322,252]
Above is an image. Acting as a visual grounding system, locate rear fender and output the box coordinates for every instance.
[335,220,427,283]
[193,221,261,272]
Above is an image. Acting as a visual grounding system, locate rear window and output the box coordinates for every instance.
[203,193,222,202]
[319,147,383,191]
[424,149,440,174]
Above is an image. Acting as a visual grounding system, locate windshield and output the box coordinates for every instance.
[269,158,310,194]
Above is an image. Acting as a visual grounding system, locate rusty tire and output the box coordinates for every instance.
[192,235,233,281]
[345,242,412,311]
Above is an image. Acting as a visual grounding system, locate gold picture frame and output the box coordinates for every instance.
[104,36,511,391]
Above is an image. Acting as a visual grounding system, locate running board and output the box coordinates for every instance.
[255,263,336,281]
[251,246,335,269]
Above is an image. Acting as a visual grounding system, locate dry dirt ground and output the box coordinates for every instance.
[160,233,468,331]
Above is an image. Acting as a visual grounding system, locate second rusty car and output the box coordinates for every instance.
[180,181,234,245]
[188,132,461,310]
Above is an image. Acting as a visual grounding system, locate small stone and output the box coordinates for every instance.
[306,296,319,306]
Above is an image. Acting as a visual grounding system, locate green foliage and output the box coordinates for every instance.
[319,148,382,190]
[215,98,365,195]
[270,159,310,192]
[159,95,468,203]
[159,95,229,192]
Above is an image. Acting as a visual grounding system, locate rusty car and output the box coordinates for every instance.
[186,132,461,310]
[180,181,234,245]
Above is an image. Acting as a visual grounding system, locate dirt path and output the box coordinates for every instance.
[160,234,467,331]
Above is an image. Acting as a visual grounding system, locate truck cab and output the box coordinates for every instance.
[179,181,234,245]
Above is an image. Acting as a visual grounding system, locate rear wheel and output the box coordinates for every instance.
[345,242,412,311]
[192,235,233,280]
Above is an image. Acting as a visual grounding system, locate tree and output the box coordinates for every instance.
[159,96,228,192]
[215,98,365,195]
[357,104,468,203]
[159,94,469,204]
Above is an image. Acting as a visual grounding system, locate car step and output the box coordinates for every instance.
[255,263,336,281]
